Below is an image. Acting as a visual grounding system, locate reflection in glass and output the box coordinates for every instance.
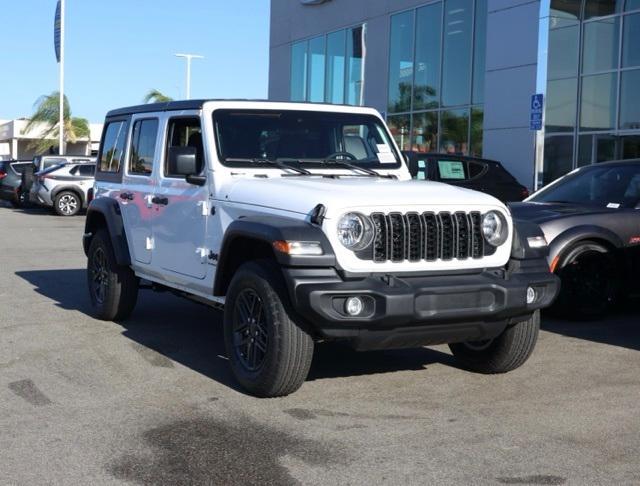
[546,78,578,132]
[325,30,346,104]
[548,24,579,79]
[414,3,442,110]
[442,0,472,107]
[290,41,307,102]
[578,134,594,167]
[550,0,581,22]
[440,109,470,155]
[346,26,365,106]
[580,73,617,131]
[308,36,326,102]
[411,112,438,153]
[584,0,624,19]
[622,136,640,160]
[620,69,640,129]
[595,134,618,162]
[543,135,574,184]
[582,17,619,73]
[470,107,484,157]
[626,0,640,11]
[622,13,640,67]
[388,11,414,113]
[387,115,411,151]
[473,0,488,104]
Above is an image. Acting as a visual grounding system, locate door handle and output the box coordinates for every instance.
[119,192,134,201]
[151,196,169,206]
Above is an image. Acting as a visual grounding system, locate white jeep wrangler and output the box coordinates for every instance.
[83,100,559,397]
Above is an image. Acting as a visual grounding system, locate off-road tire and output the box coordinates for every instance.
[223,259,314,397]
[87,229,138,321]
[449,311,540,374]
[54,190,81,216]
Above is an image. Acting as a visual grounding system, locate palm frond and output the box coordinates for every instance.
[143,89,173,103]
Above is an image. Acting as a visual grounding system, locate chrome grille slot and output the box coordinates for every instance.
[366,210,487,263]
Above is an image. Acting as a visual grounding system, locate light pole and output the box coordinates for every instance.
[175,53,204,100]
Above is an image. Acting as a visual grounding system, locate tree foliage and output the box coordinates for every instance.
[143,89,173,104]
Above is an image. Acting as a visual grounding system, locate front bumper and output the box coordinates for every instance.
[284,258,559,350]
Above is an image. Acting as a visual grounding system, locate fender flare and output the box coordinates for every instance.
[213,215,336,296]
[83,197,131,266]
[548,225,624,267]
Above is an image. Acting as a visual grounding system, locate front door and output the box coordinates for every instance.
[153,114,209,280]
[120,115,160,265]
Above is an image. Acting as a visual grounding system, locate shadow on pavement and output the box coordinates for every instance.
[15,269,456,393]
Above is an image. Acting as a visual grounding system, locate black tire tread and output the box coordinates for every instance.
[449,311,540,374]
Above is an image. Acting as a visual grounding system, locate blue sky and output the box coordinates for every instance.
[1,0,270,122]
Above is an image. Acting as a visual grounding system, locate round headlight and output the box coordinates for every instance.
[337,212,374,251]
[482,211,508,246]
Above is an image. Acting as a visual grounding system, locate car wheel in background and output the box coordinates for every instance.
[223,259,314,397]
[449,311,540,373]
[552,240,619,320]
[54,191,81,216]
[87,229,139,321]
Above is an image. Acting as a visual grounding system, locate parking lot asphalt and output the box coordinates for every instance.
[1,202,639,485]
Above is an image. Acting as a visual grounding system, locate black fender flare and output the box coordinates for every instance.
[83,197,131,266]
[213,215,336,296]
[511,219,550,260]
[548,225,624,268]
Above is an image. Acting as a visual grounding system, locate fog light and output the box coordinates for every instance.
[526,286,537,304]
[345,296,364,316]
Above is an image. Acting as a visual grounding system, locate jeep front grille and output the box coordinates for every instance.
[369,212,491,263]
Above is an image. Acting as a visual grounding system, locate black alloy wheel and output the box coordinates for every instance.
[89,246,109,305]
[232,288,269,372]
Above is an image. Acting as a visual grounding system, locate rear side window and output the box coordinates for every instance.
[129,119,159,175]
[99,121,128,173]
[10,163,32,175]
[468,161,487,179]
[42,158,65,170]
[77,165,96,176]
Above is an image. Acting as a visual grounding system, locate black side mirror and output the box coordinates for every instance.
[168,146,205,185]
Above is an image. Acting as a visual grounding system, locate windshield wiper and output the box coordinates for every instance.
[319,158,392,178]
[224,157,311,176]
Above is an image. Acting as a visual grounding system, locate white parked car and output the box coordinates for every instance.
[30,162,96,216]
[83,100,559,397]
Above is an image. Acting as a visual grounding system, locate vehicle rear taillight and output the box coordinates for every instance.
[0,170,6,180]
[87,188,94,204]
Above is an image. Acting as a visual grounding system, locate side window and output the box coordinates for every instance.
[468,161,486,179]
[78,165,96,177]
[129,119,159,175]
[99,121,128,173]
[437,159,467,180]
[69,165,79,175]
[165,117,203,177]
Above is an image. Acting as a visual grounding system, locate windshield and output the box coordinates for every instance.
[530,164,640,208]
[213,110,402,169]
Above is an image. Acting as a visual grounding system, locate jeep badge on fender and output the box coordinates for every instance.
[83,100,559,397]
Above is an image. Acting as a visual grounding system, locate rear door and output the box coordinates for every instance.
[120,115,161,265]
[152,114,209,280]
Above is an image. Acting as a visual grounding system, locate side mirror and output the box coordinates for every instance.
[168,146,205,185]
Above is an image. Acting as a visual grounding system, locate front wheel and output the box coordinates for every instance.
[223,260,314,397]
[54,191,81,216]
[449,311,540,374]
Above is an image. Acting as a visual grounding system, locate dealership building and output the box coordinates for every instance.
[269,0,640,189]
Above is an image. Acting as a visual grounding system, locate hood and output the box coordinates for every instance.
[223,176,505,216]
[509,201,614,224]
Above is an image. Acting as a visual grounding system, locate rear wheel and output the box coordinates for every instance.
[449,311,540,373]
[87,229,138,321]
[54,191,81,216]
[223,260,314,397]
[552,241,619,319]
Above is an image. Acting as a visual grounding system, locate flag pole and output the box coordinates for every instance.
[58,0,65,154]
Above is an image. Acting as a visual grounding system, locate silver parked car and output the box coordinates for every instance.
[30,162,96,216]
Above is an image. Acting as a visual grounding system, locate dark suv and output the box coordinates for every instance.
[404,152,530,202]
[0,160,33,207]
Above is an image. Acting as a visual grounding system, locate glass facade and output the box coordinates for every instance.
[290,25,366,105]
[387,0,487,156]
[543,0,640,185]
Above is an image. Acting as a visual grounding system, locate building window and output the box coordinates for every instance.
[542,1,640,184]
[387,0,487,157]
[289,25,365,105]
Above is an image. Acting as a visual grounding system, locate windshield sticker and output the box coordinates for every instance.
[606,202,621,209]
[377,152,396,163]
[376,144,392,153]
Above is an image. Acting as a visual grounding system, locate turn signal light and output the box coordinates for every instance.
[272,240,323,256]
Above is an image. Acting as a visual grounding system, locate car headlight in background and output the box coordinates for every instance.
[337,212,374,251]
[482,211,508,246]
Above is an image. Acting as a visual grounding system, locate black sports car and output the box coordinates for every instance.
[510,160,640,318]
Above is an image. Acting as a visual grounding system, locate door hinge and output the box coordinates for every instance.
[208,251,218,262]
[197,200,213,216]
[146,237,154,250]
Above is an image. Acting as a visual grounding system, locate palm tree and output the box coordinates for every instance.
[23,92,90,154]
[143,89,173,103]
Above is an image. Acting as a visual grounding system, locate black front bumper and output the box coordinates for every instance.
[283,258,559,350]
